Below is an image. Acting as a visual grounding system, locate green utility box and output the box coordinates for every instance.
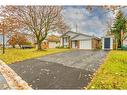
[121,45,127,50]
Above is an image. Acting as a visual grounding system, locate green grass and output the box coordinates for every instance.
[0,48,70,64]
[87,50,127,89]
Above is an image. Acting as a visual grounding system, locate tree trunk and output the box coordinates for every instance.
[115,38,118,50]
[121,30,124,47]
[118,39,121,48]
[121,40,123,48]
[37,41,42,50]
[12,45,15,48]
[18,44,22,48]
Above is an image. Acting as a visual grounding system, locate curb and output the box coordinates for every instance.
[0,60,32,90]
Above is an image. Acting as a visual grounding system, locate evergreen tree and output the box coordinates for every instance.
[111,10,127,48]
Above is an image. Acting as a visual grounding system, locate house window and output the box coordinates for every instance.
[64,37,68,43]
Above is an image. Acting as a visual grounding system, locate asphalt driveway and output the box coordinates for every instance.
[9,50,108,89]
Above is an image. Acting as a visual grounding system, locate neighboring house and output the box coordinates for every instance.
[42,35,60,49]
[60,31,101,49]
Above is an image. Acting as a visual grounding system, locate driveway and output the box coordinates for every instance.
[9,50,108,89]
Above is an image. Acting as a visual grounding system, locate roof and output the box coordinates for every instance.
[61,31,92,37]
[101,35,114,38]
[61,31,101,40]
[47,35,60,42]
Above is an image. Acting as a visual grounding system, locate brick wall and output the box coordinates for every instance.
[92,38,101,49]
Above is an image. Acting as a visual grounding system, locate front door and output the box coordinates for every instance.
[72,40,78,48]
[104,38,110,49]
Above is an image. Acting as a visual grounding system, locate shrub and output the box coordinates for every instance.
[24,42,32,45]
[56,46,64,48]
[121,45,127,50]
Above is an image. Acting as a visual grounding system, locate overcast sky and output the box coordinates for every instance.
[62,6,118,37]
[1,6,127,44]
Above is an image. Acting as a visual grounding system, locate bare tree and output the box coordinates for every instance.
[2,6,68,50]
[55,16,70,34]
[0,16,21,53]
[86,5,121,12]
[0,16,20,34]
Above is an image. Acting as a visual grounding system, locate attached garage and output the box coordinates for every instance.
[71,33,100,49]
[80,40,91,49]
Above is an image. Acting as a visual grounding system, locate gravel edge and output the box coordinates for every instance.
[0,60,32,90]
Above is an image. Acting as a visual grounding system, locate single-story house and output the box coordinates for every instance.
[60,31,101,49]
[42,35,60,49]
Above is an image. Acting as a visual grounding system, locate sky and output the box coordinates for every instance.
[1,6,127,44]
[62,6,116,37]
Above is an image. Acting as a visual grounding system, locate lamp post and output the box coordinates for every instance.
[75,9,81,33]
[2,21,5,54]
[0,20,5,54]
[75,11,78,33]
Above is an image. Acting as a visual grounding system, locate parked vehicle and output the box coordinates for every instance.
[21,45,33,49]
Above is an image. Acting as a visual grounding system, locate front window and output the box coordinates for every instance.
[64,37,68,43]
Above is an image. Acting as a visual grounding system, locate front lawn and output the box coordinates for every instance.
[0,48,70,64]
[87,50,127,89]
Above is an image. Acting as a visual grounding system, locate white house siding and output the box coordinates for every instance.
[48,42,60,48]
[72,41,75,48]
[72,41,78,48]
[102,38,104,49]
[110,38,113,49]
[60,38,63,46]
[64,32,77,38]
[71,35,91,40]
[62,37,69,48]
[79,39,92,49]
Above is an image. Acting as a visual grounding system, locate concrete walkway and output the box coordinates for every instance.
[0,73,9,89]
[0,60,32,90]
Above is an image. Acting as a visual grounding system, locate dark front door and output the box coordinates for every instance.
[104,38,110,49]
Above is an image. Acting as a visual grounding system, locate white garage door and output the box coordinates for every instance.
[80,40,91,49]
[49,42,59,48]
